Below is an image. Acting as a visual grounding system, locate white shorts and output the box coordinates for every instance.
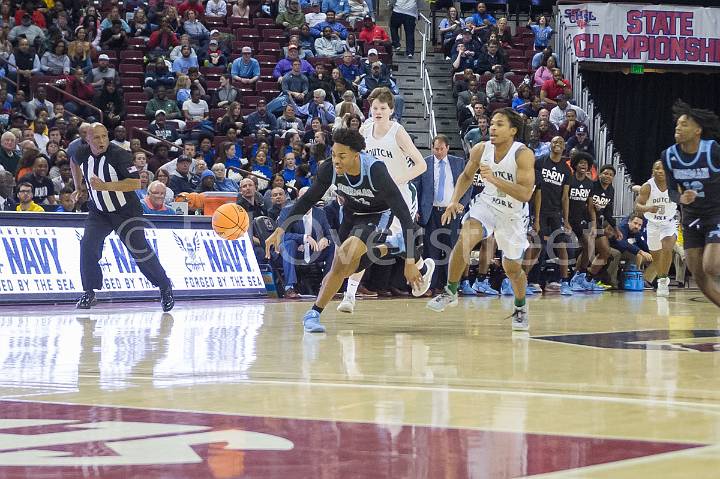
[463,197,528,261]
[647,221,677,251]
[388,183,418,237]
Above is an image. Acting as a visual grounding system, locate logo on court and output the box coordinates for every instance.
[0,419,293,467]
[534,329,720,352]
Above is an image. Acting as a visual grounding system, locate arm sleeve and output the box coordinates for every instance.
[370,162,417,259]
[280,161,333,229]
[660,148,681,204]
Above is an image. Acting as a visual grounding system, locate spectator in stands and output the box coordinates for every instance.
[9,12,45,45]
[528,15,553,51]
[182,88,209,122]
[150,146,171,175]
[268,59,310,115]
[475,41,508,76]
[358,63,404,120]
[513,83,532,110]
[533,53,557,89]
[7,38,41,94]
[68,27,94,75]
[456,79,485,110]
[565,125,594,157]
[278,186,333,298]
[133,151,149,172]
[205,0,228,17]
[360,49,389,78]
[169,34,197,62]
[237,176,267,217]
[209,29,232,57]
[558,109,585,141]
[358,16,391,48]
[439,7,464,61]
[277,104,304,135]
[55,186,79,212]
[179,0,206,19]
[305,4,327,28]
[315,26,345,57]
[470,2,496,28]
[0,171,16,211]
[390,0,418,57]
[312,10,348,39]
[298,90,336,125]
[142,180,176,215]
[549,94,588,128]
[233,0,251,18]
[540,68,572,107]
[195,169,217,192]
[100,6,130,32]
[182,10,209,52]
[297,26,317,57]
[537,118,557,142]
[461,101,488,135]
[251,149,273,185]
[211,75,238,110]
[0,131,19,174]
[175,74,192,106]
[347,0,369,28]
[518,94,542,119]
[205,39,227,68]
[64,68,95,118]
[149,110,182,146]
[19,156,55,205]
[169,156,198,194]
[527,127,550,158]
[273,45,316,80]
[146,86,183,120]
[100,19,128,51]
[457,94,483,126]
[494,17,513,48]
[211,163,239,192]
[464,115,490,147]
[277,0,306,33]
[266,186,289,220]
[216,102,244,136]
[532,46,558,70]
[148,18,179,56]
[485,65,515,106]
[308,63,334,98]
[172,44,200,75]
[15,181,44,212]
[145,58,176,93]
[32,119,49,153]
[231,46,261,85]
[129,9,152,41]
[245,99,278,138]
[451,34,478,73]
[111,126,130,151]
[155,168,175,200]
[41,40,70,76]
[89,54,118,89]
[96,79,126,131]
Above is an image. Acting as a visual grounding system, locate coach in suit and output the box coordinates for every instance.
[277,186,334,299]
[414,134,471,292]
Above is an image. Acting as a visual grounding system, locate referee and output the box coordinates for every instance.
[70,123,174,311]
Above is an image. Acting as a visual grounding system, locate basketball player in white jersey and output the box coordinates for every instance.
[635,160,677,296]
[426,108,536,331]
[337,87,435,313]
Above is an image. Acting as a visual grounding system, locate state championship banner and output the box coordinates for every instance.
[560,3,720,66]
[0,222,266,301]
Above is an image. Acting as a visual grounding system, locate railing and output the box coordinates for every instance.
[417,12,437,149]
[555,2,635,216]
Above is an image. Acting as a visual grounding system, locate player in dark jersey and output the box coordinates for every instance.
[661,100,720,307]
[583,164,622,290]
[265,128,423,333]
[534,136,572,294]
[565,152,596,290]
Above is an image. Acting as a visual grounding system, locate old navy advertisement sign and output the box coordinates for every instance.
[561,3,720,66]
[0,225,266,301]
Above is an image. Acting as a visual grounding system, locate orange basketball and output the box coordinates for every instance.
[212,203,250,240]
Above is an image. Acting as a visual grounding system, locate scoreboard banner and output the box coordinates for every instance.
[0,214,266,302]
[560,3,720,67]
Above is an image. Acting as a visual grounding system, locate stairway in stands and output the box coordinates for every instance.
[392,54,434,156]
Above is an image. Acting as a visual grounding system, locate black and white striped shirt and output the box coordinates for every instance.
[72,143,141,213]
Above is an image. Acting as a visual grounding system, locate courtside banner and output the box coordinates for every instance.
[560,3,720,66]
[0,216,266,302]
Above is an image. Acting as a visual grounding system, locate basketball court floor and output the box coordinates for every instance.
[0,289,719,478]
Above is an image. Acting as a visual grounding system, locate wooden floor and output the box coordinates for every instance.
[1,290,719,478]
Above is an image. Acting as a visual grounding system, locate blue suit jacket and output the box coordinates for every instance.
[277,204,331,243]
[414,154,470,227]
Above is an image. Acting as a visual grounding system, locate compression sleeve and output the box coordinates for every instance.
[370,162,417,260]
[661,148,681,204]
[280,160,333,230]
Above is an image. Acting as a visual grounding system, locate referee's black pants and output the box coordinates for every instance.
[80,205,171,292]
